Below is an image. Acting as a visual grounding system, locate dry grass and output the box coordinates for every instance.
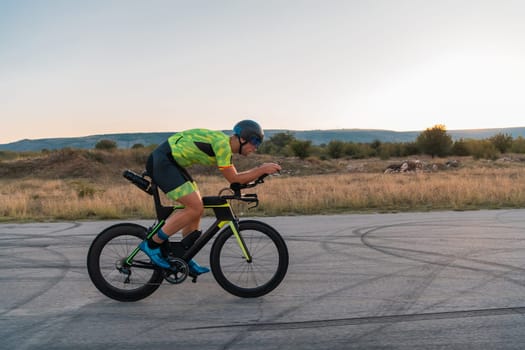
[2,162,525,221]
[256,167,525,215]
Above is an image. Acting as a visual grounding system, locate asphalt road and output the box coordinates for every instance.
[2,210,525,349]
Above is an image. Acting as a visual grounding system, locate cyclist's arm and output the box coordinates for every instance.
[220,163,281,184]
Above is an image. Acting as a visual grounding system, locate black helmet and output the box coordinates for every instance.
[233,120,264,147]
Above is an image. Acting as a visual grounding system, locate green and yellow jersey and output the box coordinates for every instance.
[167,129,233,170]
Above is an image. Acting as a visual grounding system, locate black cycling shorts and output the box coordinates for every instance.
[146,141,197,200]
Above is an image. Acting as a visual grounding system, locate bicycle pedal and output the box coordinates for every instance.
[189,272,198,283]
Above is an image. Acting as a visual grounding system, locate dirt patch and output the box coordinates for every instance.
[0,149,148,180]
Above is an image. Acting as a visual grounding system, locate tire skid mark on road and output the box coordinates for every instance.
[0,246,71,317]
[0,222,82,238]
[285,223,366,273]
[315,225,462,343]
[46,222,83,234]
[3,314,76,347]
[179,306,525,332]
[495,210,525,227]
[0,264,85,272]
[356,223,525,286]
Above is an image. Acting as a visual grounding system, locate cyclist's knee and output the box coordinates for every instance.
[179,192,204,218]
[186,202,204,218]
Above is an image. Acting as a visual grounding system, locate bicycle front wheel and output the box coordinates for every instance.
[210,220,288,298]
[87,223,163,302]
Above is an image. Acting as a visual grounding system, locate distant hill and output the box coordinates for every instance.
[2,127,525,152]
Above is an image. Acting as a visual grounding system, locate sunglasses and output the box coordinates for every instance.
[249,136,262,148]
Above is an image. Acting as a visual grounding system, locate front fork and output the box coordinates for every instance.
[222,220,253,263]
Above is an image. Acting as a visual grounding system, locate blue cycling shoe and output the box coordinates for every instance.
[139,241,171,269]
[188,259,210,275]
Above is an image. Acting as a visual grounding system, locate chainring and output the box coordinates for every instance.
[163,257,189,284]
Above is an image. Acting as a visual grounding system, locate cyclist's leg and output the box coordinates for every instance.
[181,216,201,237]
[160,190,203,238]
[141,187,205,268]
[162,192,209,275]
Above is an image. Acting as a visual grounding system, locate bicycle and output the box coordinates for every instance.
[87,170,289,302]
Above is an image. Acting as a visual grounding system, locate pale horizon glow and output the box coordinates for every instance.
[2,0,525,144]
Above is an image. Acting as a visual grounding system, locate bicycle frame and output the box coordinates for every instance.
[124,181,252,267]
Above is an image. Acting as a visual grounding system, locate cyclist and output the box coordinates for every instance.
[140,120,282,275]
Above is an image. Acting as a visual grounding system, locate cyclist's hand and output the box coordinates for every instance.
[260,162,281,175]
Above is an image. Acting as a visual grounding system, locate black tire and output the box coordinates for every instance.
[87,223,163,302]
[210,220,288,298]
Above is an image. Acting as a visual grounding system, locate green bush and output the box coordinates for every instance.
[327,140,346,159]
[468,140,500,160]
[490,133,513,153]
[511,136,525,153]
[451,139,470,156]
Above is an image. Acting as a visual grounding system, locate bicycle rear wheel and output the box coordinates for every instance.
[210,220,288,298]
[87,223,163,302]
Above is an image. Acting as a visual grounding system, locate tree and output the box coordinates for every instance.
[259,132,296,155]
[271,132,295,148]
[327,140,345,159]
[95,139,117,151]
[290,139,312,159]
[416,124,452,158]
[489,133,513,153]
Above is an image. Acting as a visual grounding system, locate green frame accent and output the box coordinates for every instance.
[125,220,165,265]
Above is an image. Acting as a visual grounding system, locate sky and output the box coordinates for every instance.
[1,0,525,144]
